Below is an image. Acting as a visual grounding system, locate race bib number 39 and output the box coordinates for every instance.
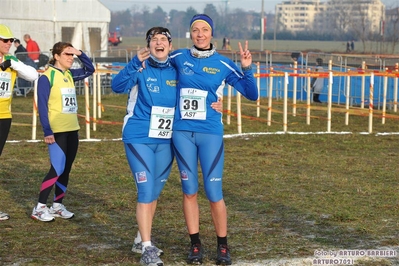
[61,88,77,113]
[149,106,175,139]
[180,88,208,120]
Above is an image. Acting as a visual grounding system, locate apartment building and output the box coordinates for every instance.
[275,0,324,31]
[275,0,385,34]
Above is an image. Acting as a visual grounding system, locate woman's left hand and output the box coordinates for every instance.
[211,97,223,113]
[238,40,252,68]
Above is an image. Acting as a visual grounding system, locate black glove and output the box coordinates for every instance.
[0,60,11,71]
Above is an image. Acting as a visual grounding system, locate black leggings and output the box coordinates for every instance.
[0,118,12,156]
[38,130,79,204]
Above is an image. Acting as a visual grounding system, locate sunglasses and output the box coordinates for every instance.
[0,38,15,43]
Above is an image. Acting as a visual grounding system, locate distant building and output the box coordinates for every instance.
[275,0,385,35]
[275,0,323,32]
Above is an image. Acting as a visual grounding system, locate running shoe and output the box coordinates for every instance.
[31,206,55,222]
[0,211,10,220]
[140,246,163,266]
[187,243,204,264]
[216,244,232,265]
[132,242,164,256]
[49,204,74,219]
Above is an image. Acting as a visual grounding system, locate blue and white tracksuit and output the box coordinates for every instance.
[170,46,258,202]
[112,56,177,203]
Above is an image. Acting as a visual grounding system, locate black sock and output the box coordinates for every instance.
[190,233,201,245]
[217,236,227,246]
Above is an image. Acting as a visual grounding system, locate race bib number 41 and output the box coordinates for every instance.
[180,88,208,120]
[0,72,12,98]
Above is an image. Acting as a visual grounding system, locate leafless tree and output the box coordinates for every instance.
[326,0,352,37]
[385,7,399,54]
[350,0,375,52]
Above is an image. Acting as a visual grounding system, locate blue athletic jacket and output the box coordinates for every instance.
[111,56,177,144]
[170,48,258,135]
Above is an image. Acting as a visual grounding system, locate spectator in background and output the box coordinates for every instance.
[351,40,354,51]
[310,58,324,103]
[0,24,38,220]
[225,38,231,50]
[24,34,40,68]
[222,36,227,49]
[14,39,27,59]
[291,52,306,66]
[14,39,36,95]
[346,41,351,52]
[222,37,231,50]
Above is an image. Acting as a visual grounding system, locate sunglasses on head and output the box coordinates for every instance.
[0,38,15,43]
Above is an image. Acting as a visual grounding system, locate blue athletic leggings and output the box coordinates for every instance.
[172,131,224,202]
[124,143,173,203]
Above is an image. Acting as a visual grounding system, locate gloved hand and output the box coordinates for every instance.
[0,60,11,71]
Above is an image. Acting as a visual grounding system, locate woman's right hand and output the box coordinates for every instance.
[137,47,150,62]
[44,135,55,144]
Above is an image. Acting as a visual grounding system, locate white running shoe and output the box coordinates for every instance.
[140,246,163,266]
[49,204,74,219]
[132,242,164,256]
[0,211,10,220]
[31,206,55,222]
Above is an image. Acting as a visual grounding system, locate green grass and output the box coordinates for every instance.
[116,37,399,55]
[1,93,399,265]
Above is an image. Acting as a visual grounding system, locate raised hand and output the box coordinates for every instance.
[238,40,252,69]
[63,46,82,56]
[137,47,150,62]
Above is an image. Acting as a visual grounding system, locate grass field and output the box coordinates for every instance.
[114,37,399,56]
[1,93,399,265]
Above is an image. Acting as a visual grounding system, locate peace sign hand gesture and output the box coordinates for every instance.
[238,40,252,69]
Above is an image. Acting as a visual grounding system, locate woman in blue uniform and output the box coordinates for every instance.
[170,14,258,265]
[112,26,222,266]
[32,42,94,222]
[112,27,177,266]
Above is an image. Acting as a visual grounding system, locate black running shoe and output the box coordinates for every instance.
[216,244,232,265]
[187,243,203,264]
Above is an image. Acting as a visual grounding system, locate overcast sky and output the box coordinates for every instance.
[99,0,399,13]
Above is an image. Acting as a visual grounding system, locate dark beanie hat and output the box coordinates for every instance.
[190,14,213,36]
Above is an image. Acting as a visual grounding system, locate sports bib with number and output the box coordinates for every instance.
[61,88,78,113]
[179,88,208,120]
[149,106,175,139]
[0,72,12,99]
